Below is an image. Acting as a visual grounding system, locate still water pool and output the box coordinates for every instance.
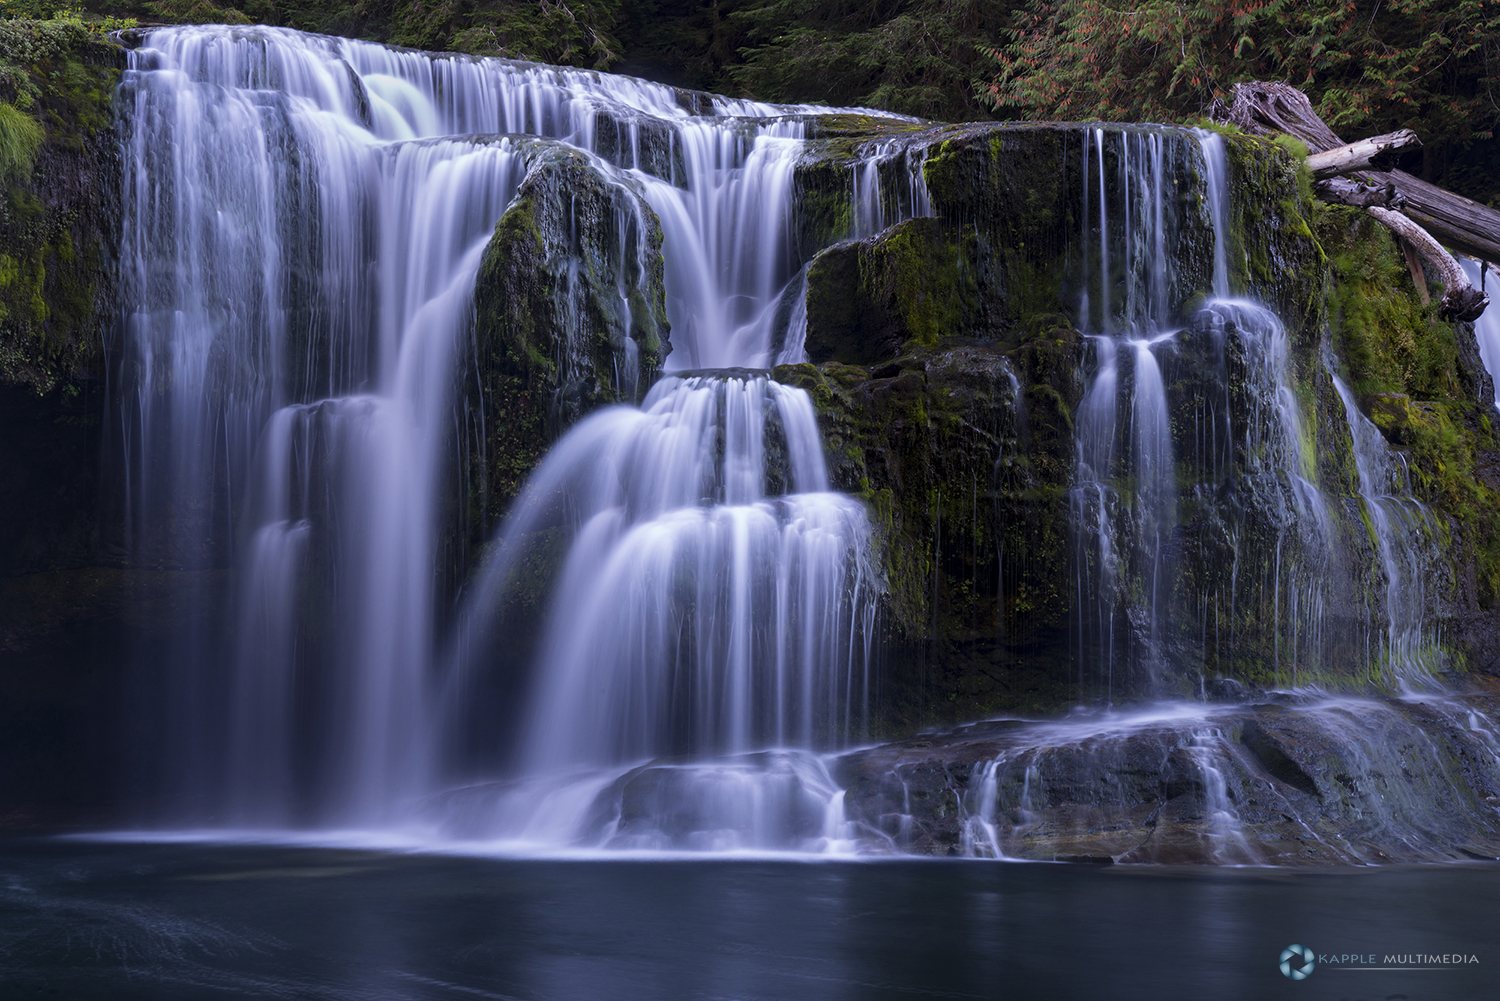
[0,839,1495,1000]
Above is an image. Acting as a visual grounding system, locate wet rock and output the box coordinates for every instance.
[777,333,1081,731]
[469,141,669,522]
[1240,718,1321,797]
[1202,677,1258,703]
[803,219,966,365]
[836,694,1500,864]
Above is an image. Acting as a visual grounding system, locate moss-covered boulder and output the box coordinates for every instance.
[803,218,967,364]
[776,325,1083,733]
[467,142,669,530]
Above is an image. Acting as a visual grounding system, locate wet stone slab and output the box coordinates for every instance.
[833,691,1500,864]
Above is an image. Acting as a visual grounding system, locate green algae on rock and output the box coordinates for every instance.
[781,118,1500,731]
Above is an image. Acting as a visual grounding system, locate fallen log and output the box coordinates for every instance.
[1212,82,1500,266]
[1368,206,1489,321]
[1315,177,1400,210]
[1381,171,1500,266]
[1305,130,1421,179]
[1209,81,1341,150]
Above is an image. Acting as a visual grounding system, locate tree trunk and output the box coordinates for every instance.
[1314,177,1398,209]
[1368,206,1488,321]
[1212,82,1500,268]
[1379,171,1500,266]
[1305,130,1421,180]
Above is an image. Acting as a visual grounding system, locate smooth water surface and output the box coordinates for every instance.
[1,840,1495,1000]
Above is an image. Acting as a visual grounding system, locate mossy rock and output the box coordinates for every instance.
[468,141,669,531]
[779,328,1082,733]
[803,218,967,365]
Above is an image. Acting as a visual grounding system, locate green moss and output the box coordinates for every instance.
[1317,200,1500,615]
[1321,206,1458,400]
[143,0,254,24]
[0,101,42,183]
[0,19,122,396]
[869,220,961,347]
[803,217,967,364]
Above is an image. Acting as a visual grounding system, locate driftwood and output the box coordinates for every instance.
[1211,81,1497,316]
[1369,206,1488,321]
[1212,82,1500,262]
[1305,130,1421,179]
[1210,81,1342,150]
[1383,171,1500,265]
[1314,177,1399,209]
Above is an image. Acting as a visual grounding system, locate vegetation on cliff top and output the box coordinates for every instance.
[985,0,1500,205]
[62,0,1500,206]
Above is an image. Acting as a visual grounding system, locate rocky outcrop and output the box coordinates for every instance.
[834,683,1500,864]
[467,141,669,526]
[455,142,670,719]
[0,20,123,396]
[0,22,129,826]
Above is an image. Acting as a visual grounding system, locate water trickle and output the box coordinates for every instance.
[1329,367,1446,689]
[1069,130,1182,694]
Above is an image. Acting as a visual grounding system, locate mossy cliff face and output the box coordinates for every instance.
[1316,206,1500,675]
[0,20,122,396]
[785,120,1500,730]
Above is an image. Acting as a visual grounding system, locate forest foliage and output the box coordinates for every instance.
[986,0,1500,199]
[29,0,1500,201]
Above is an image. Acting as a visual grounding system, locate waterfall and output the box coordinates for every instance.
[118,25,900,838]
[1070,129,1179,696]
[1067,128,1360,695]
[1462,258,1500,407]
[113,25,1493,858]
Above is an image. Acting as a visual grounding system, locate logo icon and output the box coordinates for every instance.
[1280,944,1315,980]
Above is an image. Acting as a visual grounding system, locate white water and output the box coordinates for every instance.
[1071,129,1180,696]
[1329,368,1445,688]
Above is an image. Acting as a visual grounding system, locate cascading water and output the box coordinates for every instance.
[118,24,903,842]
[115,24,1500,859]
[439,373,876,848]
[1070,129,1181,697]
[1068,129,1330,695]
[916,126,1499,861]
[1328,366,1446,688]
